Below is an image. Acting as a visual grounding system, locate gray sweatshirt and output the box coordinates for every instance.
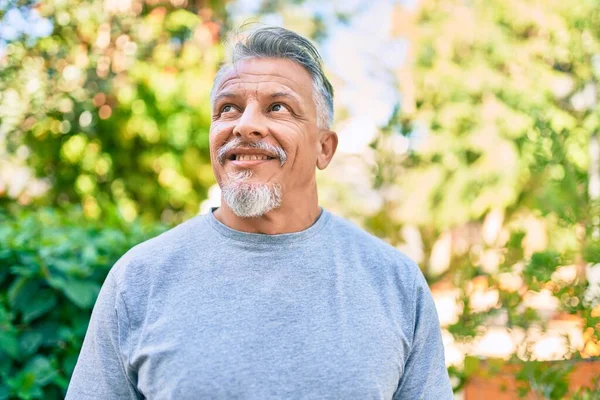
[66,208,453,399]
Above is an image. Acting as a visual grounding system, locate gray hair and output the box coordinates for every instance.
[221,170,283,218]
[216,137,287,166]
[211,26,334,129]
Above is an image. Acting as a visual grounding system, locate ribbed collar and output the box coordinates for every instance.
[205,207,330,245]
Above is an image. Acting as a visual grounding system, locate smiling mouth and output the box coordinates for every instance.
[229,154,276,161]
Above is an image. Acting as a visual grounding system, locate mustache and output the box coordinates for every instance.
[216,138,287,166]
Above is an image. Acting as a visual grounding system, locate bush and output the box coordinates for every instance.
[1,0,226,223]
[0,206,168,399]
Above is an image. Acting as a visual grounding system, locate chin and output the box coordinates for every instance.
[221,178,283,218]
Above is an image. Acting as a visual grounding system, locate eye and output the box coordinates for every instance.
[220,104,235,113]
[269,103,287,112]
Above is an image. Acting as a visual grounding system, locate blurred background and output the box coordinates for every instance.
[1,0,600,398]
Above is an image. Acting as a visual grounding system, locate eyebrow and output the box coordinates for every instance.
[212,89,306,111]
[269,91,301,101]
[268,91,304,110]
[212,91,239,105]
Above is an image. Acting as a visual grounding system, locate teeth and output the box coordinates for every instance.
[236,154,270,161]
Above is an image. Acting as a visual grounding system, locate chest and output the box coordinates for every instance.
[128,263,409,399]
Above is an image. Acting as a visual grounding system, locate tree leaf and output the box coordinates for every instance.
[31,321,61,347]
[19,330,44,358]
[0,331,20,360]
[8,277,39,310]
[23,356,57,386]
[21,289,57,324]
[59,280,100,309]
[0,385,9,400]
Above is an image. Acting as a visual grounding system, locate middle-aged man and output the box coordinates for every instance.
[66,26,453,399]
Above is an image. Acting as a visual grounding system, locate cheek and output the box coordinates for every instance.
[278,128,315,159]
[298,133,319,162]
[209,125,231,160]
[210,125,228,142]
[285,142,317,173]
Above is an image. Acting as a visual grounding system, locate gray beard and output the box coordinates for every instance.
[221,170,283,218]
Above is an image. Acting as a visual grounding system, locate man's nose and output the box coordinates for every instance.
[233,103,267,140]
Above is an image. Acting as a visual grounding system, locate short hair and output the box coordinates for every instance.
[211,26,334,129]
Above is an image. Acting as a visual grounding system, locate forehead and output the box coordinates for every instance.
[213,58,314,101]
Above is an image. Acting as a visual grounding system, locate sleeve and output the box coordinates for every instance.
[65,268,141,400]
[393,269,454,400]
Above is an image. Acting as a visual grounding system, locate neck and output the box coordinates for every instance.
[213,186,321,235]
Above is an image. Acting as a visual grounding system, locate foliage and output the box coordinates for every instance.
[0,205,167,399]
[383,0,599,268]
[390,0,597,231]
[0,0,228,224]
[2,0,600,396]
[523,251,564,289]
[570,378,600,400]
[363,0,600,393]
[464,356,600,399]
[515,360,573,399]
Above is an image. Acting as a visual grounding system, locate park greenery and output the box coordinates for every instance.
[374,0,600,395]
[0,206,166,398]
[1,0,600,398]
[1,0,227,224]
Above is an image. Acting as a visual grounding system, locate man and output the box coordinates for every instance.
[66,26,453,399]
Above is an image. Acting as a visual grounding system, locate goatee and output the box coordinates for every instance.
[221,170,283,218]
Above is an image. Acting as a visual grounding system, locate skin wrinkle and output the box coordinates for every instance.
[215,79,293,183]
[210,28,335,129]
[213,89,307,125]
[210,57,337,234]
[214,53,332,129]
[219,66,309,90]
[214,68,314,118]
[216,138,287,167]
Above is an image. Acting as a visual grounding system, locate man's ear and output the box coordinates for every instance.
[316,129,338,170]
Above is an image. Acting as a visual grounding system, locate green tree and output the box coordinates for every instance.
[368,0,600,393]
[1,0,228,224]
[0,206,167,399]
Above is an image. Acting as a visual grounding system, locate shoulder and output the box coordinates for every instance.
[109,213,207,286]
[326,212,430,340]
[104,214,210,325]
[326,211,422,285]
